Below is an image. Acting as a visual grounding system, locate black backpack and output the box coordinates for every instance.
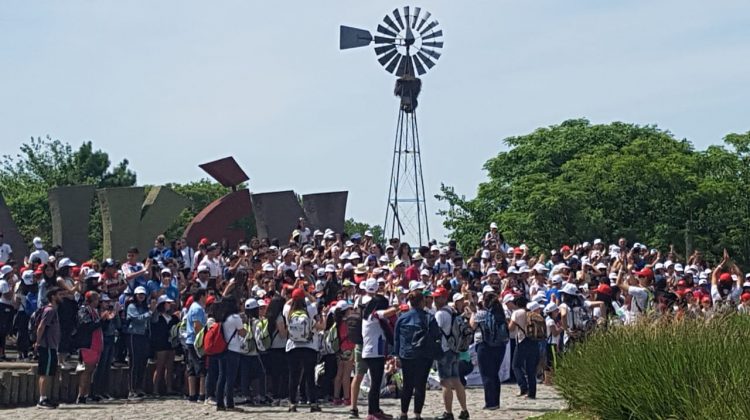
[346,313,363,345]
[412,311,444,360]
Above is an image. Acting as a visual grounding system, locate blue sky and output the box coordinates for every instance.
[1,1,749,242]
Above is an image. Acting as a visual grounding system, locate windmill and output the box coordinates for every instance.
[340,6,444,246]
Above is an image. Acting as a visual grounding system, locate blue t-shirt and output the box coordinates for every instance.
[147,280,179,301]
[185,302,206,345]
[546,286,561,303]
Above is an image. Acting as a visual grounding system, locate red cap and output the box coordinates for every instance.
[205,295,215,306]
[399,303,410,312]
[742,293,750,302]
[635,268,654,278]
[34,268,44,275]
[185,296,194,308]
[560,245,571,252]
[594,283,612,296]
[719,272,732,283]
[701,296,711,304]
[72,267,81,276]
[432,287,449,298]
[514,247,524,255]
[675,289,689,298]
[676,279,688,288]
[82,262,92,268]
[291,288,306,301]
[199,238,209,246]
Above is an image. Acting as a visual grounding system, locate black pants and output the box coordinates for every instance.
[240,354,266,399]
[477,342,506,409]
[58,299,77,355]
[400,357,431,415]
[14,311,31,357]
[217,351,241,408]
[128,334,150,393]
[287,348,317,405]
[512,338,540,398]
[93,339,115,394]
[207,355,220,399]
[363,357,386,415]
[267,348,289,399]
[115,332,129,363]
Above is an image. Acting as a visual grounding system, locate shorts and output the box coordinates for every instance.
[81,329,103,366]
[354,345,367,376]
[437,350,459,380]
[338,349,353,362]
[38,347,58,377]
[186,344,206,377]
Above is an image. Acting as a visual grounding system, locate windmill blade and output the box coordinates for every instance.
[339,25,373,50]
[422,30,443,41]
[420,47,441,60]
[376,24,398,38]
[392,8,405,29]
[420,20,439,35]
[422,41,444,49]
[417,51,436,69]
[374,35,396,45]
[377,48,399,66]
[384,53,402,74]
[404,6,410,26]
[396,55,415,77]
[416,11,431,31]
[412,7,421,28]
[382,15,400,33]
[412,54,427,75]
[374,44,396,55]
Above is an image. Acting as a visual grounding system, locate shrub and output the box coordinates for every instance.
[555,314,750,420]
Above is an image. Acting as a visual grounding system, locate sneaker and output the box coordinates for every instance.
[349,408,360,418]
[137,392,146,399]
[76,396,87,404]
[205,397,217,405]
[458,410,470,420]
[310,404,322,412]
[216,405,226,411]
[483,406,499,411]
[88,394,102,402]
[128,392,142,401]
[75,363,86,372]
[37,399,56,409]
[435,413,455,420]
[188,395,198,403]
[344,398,351,406]
[515,390,527,397]
[398,415,408,420]
[272,399,281,407]
[288,404,297,412]
[333,399,343,406]
[373,412,394,420]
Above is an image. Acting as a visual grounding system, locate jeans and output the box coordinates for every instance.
[363,357,385,415]
[267,348,289,399]
[400,357,431,415]
[207,355,220,399]
[93,340,115,394]
[128,334,150,393]
[288,348,318,405]
[477,342,506,408]
[217,351,241,408]
[240,354,266,399]
[512,339,540,398]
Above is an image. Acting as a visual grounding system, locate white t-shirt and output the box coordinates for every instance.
[270,314,287,349]
[200,256,222,278]
[362,308,389,359]
[223,313,245,353]
[0,243,12,264]
[29,249,49,264]
[711,284,740,304]
[545,316,560,345]
[283,302,319,351]
[435,306,454,352]
[511,309,528,342]
[628,286,649,316]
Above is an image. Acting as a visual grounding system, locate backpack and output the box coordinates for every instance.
[322,322,340,354]
[28,307,45,343]
[287,309,313,343]
[440,308,473,353]
[169,321,182,349]
[254,319,272,352]
[571,305,595,333]
[412,312,444,360]
[481,309,509,347]
[346,312,363,345]
[242,322,258,353]
[523,311,547,341]
[203,322,238,356]
[194,326,207,357]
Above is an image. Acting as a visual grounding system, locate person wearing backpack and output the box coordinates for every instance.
[185,289,208,402]
[126,286,157,401]
[332,300,355,406]
[264,294,289,405]
[509,299,542,400]
[150,295,179,396]
[469,290,508,411]
[239,298,267,405]
[14,269,38,361]
[433,287,470,420]
[35,287,62,409]
[215,298,245,411]
[393,291,436,420]
[74,291,104,404]
[284,287,324,413]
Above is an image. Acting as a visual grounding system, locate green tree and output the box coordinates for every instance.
[438,120,750,266]
[344,218,385,244]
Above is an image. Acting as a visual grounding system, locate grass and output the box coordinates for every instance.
[530,411,593,420]
[555,312,750,420]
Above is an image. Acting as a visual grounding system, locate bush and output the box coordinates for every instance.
[555,314,750,420]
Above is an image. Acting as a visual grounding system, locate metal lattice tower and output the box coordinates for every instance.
[339,6,443,245]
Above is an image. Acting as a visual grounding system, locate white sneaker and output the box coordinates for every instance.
[205,397,217,405]
[75,363,86,372]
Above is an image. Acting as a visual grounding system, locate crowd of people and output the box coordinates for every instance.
[1,219,750,419]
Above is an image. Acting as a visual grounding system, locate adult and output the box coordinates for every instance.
[0,231,12,264]
[264,294,289,405]
[394,291,434,420]
[185,289,208,402]
[121,247,150,294]
[148,234,173,265]
[55,258,79,368]
[433,287,470,420]
[35,287,62,409]
[0,275,14,361]
[177,238,195,277]
[91,294,118,401]
[150,295,178,395]
[75,291,103,404]
[29,237,49,265]
[470,290,509,410]
[284,288,323,413]
[126,286,156,400]
[509,300,541,399]
[240,298,266,405]
[216,298,245,411]
[332,301,356,406]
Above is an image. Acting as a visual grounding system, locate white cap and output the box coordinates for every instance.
[452,293,465,303]
[526,301,541,312]
[487,267,499,276]
[313,229,323,237]
[490,222,498,229]
[262,263,275,272]
[698,279,708,286]
[516,259,528,267]
[608,272,618,280]
[239,244,251,251]
[244,298,259,310]
[409,281,427,291]
[325,264,336,273]
[481,250,491,259]
[430,245,440,252]
[199,264,211,273]
[502,294,515,304]
[282,248,293,258]
[532,291,547,303]
[595,262,607,270]
[582,241,591,248]
[364,230,373,237]
[335,300,352,312]
[519,266,531,274]
[544,302,559,314]
[560,283,579,295]
[134,286,147,295]
[161,268,172,275]
[420,269,432,277]
[439,247,449,255]
[674,263,684,272]
[316,268,325,277]
[550,274,563,284]
[362,278,379,294]
[593,239,603,245]
[482,285,496,294]
[85,270,100,280]
[699,272,708,280]
[532,263,549,273]
[57,257,76,269]
[349,252,361,260]
[33,237,43,249]
[508,266,518,274]
[157,295,174,305]
[345,241,354,248]
[0,280,10,294]
[343,263,354,271]
[379,255,390,264]
[22,269,34,285]
[0,266,13,276]
[654,263,664,271]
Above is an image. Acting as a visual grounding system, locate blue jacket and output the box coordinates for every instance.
[126,303,151,336]
[393,308,431,360]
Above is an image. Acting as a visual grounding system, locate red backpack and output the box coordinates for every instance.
[203,323,237,356]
